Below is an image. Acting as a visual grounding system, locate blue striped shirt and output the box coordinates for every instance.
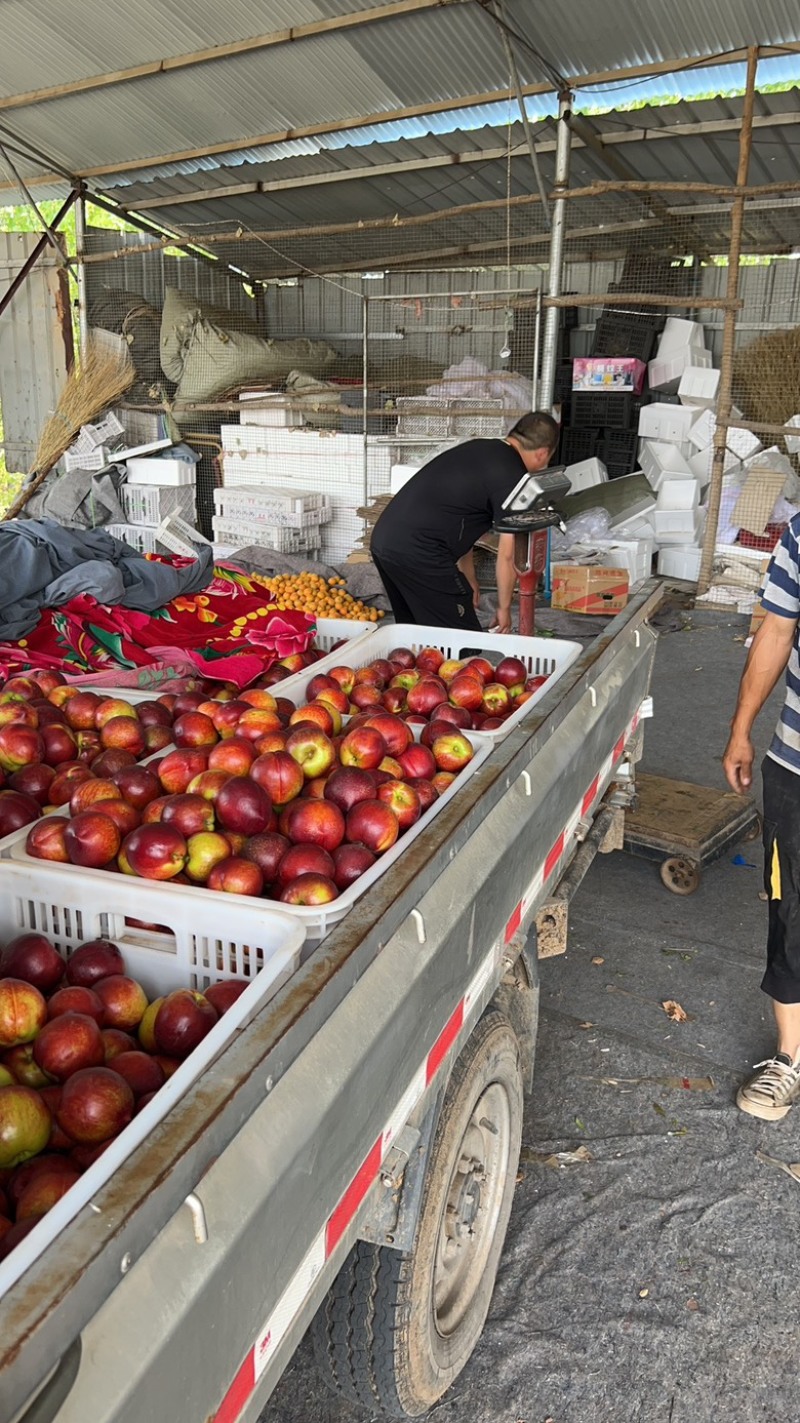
[761,515,800,774]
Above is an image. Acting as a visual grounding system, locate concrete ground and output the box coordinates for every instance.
[266,607,796,1423]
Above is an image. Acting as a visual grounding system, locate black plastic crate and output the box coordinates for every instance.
[598,428,638,478]
[554,362,574,402]
[560,426,600,465]
[592,312,660,363]
[572,391,633,430]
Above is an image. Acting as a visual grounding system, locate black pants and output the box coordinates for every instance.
[762,755,800,1003]
[372,552,481,631]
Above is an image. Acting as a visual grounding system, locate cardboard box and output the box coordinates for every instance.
[551,564,629,615]
[572,357,646,394]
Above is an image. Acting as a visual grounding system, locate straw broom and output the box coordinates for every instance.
[3,338,136,522]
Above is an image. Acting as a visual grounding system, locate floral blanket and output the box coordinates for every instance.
[0,561,314,690]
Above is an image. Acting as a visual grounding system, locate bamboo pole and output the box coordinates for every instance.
[697,46,759,596]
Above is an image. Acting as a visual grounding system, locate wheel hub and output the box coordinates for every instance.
[445,1162,483,1239]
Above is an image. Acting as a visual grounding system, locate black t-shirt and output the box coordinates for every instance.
[371,439,526,566]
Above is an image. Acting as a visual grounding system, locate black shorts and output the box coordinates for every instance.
[371,553,481,632]
[762,755,800,1003]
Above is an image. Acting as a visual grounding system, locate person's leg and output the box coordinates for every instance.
[375,557,481,631]
[738,756,800,1119]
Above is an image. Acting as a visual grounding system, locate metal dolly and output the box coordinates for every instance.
[622,772,761,894]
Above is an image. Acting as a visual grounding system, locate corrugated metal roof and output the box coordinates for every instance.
[0,0,798,195]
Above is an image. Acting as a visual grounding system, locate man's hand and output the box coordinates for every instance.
[494,604,513,635]
[723,730,755,794]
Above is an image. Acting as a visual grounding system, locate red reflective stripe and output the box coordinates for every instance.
[544,831,565,880]
[505,901,523,943]
[426,1000,465,1085]
[582,775,600,816]
[325,1136,383,1256]
[214,1351,255,1423]
[613,733,626,761]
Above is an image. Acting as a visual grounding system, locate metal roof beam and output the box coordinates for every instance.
[8,42,800,189]
[104,109,800,214]
[0,0,466,114]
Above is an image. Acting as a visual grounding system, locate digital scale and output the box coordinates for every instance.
[493,466,572,635]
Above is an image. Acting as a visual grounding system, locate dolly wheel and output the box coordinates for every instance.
[742,813,763,843]
[660,857,701,895]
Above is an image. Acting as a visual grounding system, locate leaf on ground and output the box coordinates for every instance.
[520,1145,594,1169]
[574,1116,586,1131]
[653,1102,667,1117]
[661,947,696,962]
[591,956,605,966]
[662,999,688,1022]
[638,1288,649,1298]
[686,1298,700,1311]
[578,1021,594,1029]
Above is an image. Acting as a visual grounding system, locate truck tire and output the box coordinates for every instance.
[312,1010,524,1417]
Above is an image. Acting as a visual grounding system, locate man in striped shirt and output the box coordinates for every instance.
[724,517,800,1118]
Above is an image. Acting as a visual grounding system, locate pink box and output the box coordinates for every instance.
[572,357,647,395]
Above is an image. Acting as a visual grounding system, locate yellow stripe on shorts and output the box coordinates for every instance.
[771,838,782,900]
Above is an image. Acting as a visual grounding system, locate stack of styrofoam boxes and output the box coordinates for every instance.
[212,486,330,555]
[648,318,713,395]
[219,426,392,564]
[636,435,703,578]
[110,449,200,555]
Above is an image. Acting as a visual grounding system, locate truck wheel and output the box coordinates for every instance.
[312,1010,524,1417]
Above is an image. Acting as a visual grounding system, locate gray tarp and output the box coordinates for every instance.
[0,519,214,643]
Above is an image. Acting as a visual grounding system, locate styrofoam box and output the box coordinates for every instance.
[638,402,695,444]
[785,414,800,456]
[653,507,705,543]
[391,463,420,494]
[688,445,740,483]
[658,318,706,353]
[593,537,655,586]
[239,394,305,428]
[0,861,305,1296]
[564,456,608,493]
[689,408,716,451]
[657,477,700,511]
[658,544,703,580]
[639,440,693,488]
[649,345,711,394]
[278,623,582,746]
[126,455,195,486]
[678,366,720,409]
[726,426,762,461]
[122,483,196,526]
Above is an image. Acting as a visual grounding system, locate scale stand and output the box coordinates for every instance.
[493,466,572,636]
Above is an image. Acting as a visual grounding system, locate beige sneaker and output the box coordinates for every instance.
[737,1053,800,1121]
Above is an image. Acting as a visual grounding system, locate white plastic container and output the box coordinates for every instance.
[106,523,164,554]
[657,544,703,580]
[212,518,321,554]
[656,477,701,511]
[126,455,196,486]
[239,393,305,427]
[122,483,197,526]
[564,456,608,493]
[637,402,696,444]
[213,485,329,528]
[0,862,305,1296]
[639,440,693,489]
[678,366,720,409]
[278,624,582,745]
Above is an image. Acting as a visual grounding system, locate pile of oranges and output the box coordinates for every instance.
[263,573,384,622]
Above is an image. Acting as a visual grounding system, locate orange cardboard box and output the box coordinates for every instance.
[551,563,629,615]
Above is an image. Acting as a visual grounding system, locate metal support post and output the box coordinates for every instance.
[362,293,370,522]
[74,189,90,358]
[697,46,759,595]
[538,89,573,410]
[0,191,76,320]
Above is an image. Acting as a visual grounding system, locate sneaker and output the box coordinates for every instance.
[737,1053,800,1120]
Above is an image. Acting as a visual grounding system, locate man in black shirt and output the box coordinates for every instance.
[371,411,558,633]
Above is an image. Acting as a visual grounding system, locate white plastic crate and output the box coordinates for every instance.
[0,857,304,1296]
[451,398,509,438]
[122,483,197,526]
[311,617,377,654]
[213,485,329,529]
[564,456,608,493]
[63,445,109,473]
[657,544,703,580]
[678,366,720,409]
[278,623,582,744]
[239,393,305,427]
[212,517,321,553]
[639,441,693,489]
[156,514,212,558]
[106,523,163,554]
[637,402,696,444]
[395,397,453,440]
[656,477,701,511]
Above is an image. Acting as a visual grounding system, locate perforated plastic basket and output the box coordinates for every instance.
[0,861,305,1295]
[279,624,582,742]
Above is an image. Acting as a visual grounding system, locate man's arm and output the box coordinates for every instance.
[723,611,797,793]
[457,550,481,609]
[494,534,516,635]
